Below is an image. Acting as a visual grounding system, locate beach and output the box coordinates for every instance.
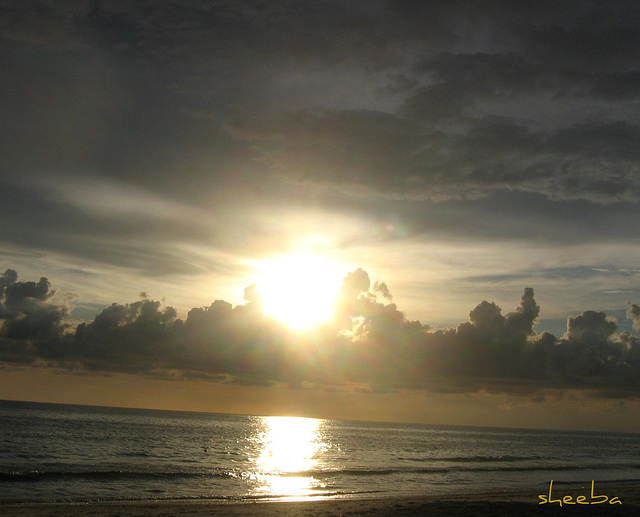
[2,483,639,517]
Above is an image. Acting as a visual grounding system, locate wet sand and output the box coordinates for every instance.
[2,482,638,516]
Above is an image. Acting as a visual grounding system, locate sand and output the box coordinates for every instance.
[2,483,638,516]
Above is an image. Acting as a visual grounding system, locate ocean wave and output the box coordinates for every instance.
[0,488,385,505]
[276,462,640,478]
[394,454,545,463]
[0,469,238,483]
[3,460,639,484]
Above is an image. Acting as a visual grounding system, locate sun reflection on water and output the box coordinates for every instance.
[249,416,325,498]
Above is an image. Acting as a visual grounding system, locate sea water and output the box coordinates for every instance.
[1,399,639,503]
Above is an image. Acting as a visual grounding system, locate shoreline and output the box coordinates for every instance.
[2,482,639,517]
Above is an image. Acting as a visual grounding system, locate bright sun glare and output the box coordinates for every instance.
[253,254,345,331]
[253,416,323,497]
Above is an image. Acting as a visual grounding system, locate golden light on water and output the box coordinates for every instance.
[250,416,325,498]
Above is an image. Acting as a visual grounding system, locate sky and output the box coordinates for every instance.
[1,0,640,432]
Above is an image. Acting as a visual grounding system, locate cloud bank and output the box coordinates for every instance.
[2,268,639,400]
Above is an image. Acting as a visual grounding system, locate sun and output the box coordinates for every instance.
[252,253,345,331]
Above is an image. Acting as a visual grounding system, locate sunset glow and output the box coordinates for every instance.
[3,0,640,435]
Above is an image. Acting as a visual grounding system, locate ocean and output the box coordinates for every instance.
[1,399,639,504]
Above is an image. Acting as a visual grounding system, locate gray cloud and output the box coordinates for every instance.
[3,1,640,204]
[226,107,640,204]
[71,299,179,373]
[2,268,639,399]
[2,0,640,387]
[213,1,640,204]
[627,302,640,331]
[2,1,640,285]
[565,311,617,343]
[0,269,69,363]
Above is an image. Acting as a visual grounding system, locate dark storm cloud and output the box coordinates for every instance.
[0,269,69,363]
[220,2,640,204]
[71,299,179,373]
[3,0,640,211]
[1,1,640,291]
[3,268,640,399]
[227,105,640,204]
[3,0,640,386]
